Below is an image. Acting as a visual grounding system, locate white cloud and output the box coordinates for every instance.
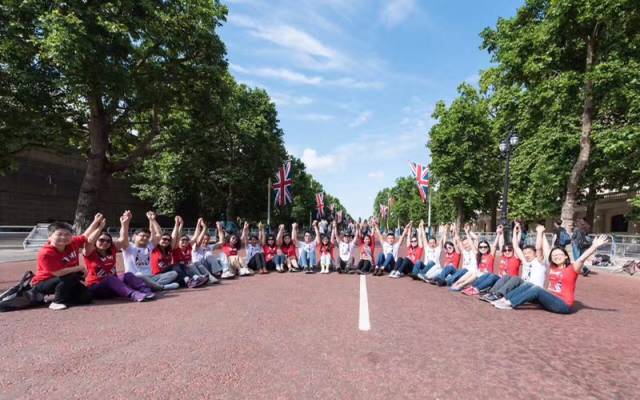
[381,0,416,27]
[270,92,313,106]
[348,110,373,128]
[301,148,345,172]
[367,170,385,180]
[298,113,334,122]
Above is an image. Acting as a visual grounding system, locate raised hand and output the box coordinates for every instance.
[258,221,264,230]
[278,224,285,231]
[94,213,104,223]
[292,222,298,229]
[514,221,521,232]
[592,234,609,248]
[175,215,183,225]
[243,221,249,230]
[312,220,318,227]
[146,211,156,220]
[536,224,546,234]
[463,223,470,233]
[496,224,504,234]
[120,210,132,224]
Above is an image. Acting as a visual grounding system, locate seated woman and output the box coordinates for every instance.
[390,221,423,278]
[261,225,282,272]
[432,224,467,286]
[191,219,223,280]
[173,216,218,284]
[335,221,358,274]
[83,210,154,302]
[31,213,104,310]
[425,224,459,283]
[277,225,300,272]
[314,222,335,274]
[493,230,608,313]
[479,222,547,301]
[356,231,375,274]
[453,224,500,292]
[245,222,268,274]
[218,222,252,278]
[372,222,410,276]
[411,223,442,280]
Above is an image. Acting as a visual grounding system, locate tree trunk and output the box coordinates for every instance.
[73,95,109,232]
[456,198,464,229]
[560,31,597,229]
[225,185,234,221]
[585,183,597,229]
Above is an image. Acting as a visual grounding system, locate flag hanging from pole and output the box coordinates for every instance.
[315,192,325,219]
[272,160,293,207]
[408,162,431,203]
[380,204,389,219]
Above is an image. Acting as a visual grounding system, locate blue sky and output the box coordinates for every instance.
[220,0,522,219]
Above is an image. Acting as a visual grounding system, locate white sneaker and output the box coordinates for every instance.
[208,275,220,284]
[221,270,235,279]
[388,271,397,278]
[163,283,180,290]
[49,302,67,311]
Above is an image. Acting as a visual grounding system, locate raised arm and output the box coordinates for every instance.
[417,221,425,248]
[331,221,339,244]
[373,222,385,244]
[171,216,182,249]
[492,225,504,256]
[439,224,450,248]
[399,221,412,246]
[276,224,285,246]
[191,218,203,246]
[465,223,478,254]
[536,224,547,262]
[113,210,132,251]
[241,221,249,247]
[452,224,463,253]
[573,235,609,273]
[291,223,299,244]
[147,211,162,246]
[216,221,225,244]
[83,216,107,255]
[81,213,105,239]
[313,220,321,245]
[512,221,526,263]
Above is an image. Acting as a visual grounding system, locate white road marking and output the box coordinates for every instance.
[359,274,371,331]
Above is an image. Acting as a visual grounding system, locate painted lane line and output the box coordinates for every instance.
[359,274,371,331]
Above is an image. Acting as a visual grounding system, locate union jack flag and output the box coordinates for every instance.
[336,210,343,224]
[272,160,293,207]
[380,204,389,219]
[316,192,325,219]
[409,162,431,203]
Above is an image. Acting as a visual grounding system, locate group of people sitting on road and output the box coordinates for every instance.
[26,209,608,314]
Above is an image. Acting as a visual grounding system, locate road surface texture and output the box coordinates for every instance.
[1,256,639,400]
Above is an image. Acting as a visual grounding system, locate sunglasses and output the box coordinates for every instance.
[503,249,514,252]
[479,245,489,249]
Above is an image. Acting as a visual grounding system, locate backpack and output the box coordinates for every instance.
[558,229,571,247]
[0,271,44,312]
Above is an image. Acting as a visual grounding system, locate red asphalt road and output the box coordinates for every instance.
[1,255,639,400]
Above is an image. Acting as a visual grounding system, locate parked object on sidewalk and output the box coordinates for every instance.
[622,260,637,276]
[591,254,612,266]
[0,270,44,312]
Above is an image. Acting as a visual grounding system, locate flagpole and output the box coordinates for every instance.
[427,189,432,237]
[267,177,271,229]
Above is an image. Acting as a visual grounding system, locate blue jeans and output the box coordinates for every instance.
[473,273,500,290]
[572,243,582,262]
[412,260,435,276]
[445,268,467,286]
[507,284,571,314]
[376,253,396,271]
[437,265,461,284]
[298,249,317,268]
[273,254,286,266]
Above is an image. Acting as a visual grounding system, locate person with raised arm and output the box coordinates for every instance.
[465,225,505,291]
[262,224,280,272]
[297,221,318,273]
[432,224,465,286]
[219,221,252,278]
[172,216,213,285]
[493,230,608,313]
[478,222,547,301]
[246,222,268,274]
[122,211,179,291]
[441,223,478,289]
[315,221,335,274]
[191,219,222,283]
[390,221,423,279]
[372,221,410,276]
[451,223,493,291]
[31,213,105,310]
[83,210,154,302]
[335,221,357,274]
[279,224,300,272]
[356,223,376,274]
[411,222,443,281]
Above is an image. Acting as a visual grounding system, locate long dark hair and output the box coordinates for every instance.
[549,246,571,267]
[225,233,241,249]
[476,240,490,265]
[158,234,172,255]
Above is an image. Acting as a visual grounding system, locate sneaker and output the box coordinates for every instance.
[397,272,404,278]
[190,276,209,288]
[143,291,156,300]
[221,270,236,279]
[493,300,513,310]
[449,286,462,292]
[483,293,501,302]
[417,273,426,281]
[163,283,180,290]
[208,275,220,284]
[49,302,68,311]
[289,266,300,272]
[130,291,147,302]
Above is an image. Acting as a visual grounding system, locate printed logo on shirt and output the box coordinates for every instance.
[61,251,78,265]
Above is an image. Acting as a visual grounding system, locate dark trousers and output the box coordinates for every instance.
[88,273,151,299]
[358,260,373,272]
[395,257,414,274]
[248,253,266,270]
[34,273,92,306]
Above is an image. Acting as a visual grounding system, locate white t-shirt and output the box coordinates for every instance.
[246,243,263,258]
[298,240,317,253]
[338,240,356,261]
[382,241,402,259]
[123,243,154,276]
[522,258,547,288]
[424,246,441,268]
[461,250,478,274]
[192,243,221,263]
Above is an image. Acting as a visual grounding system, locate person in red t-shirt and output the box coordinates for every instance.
[315,222,335,274]
[277,225,301,272]
[455,223,500,293]
[494,229,609,313]
[32,213,105,310]
[218,221,251,278]
[172,216,214,284]
[356,233,375,273]
[391,221,424,278]
[262,229,281,272]
[83,210,154,302]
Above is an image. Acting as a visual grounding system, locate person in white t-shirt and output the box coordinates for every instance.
[191,219,223,281]
[295,222,317,273]
[372,221,410,276]
[411,222,443,280]
[334,220,357,274]
[122,211,179,291]
[482,222,549,303]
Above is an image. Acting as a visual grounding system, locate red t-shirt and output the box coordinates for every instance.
[498,256,522,277]
[443,251,461,269]
[172,246,192,264]
[33,235,86,285]
[319,242,333,256]
[222,244,239,257]
[84,247,118,287]
[478,254,495,274]
[406,246,424,264]
[547,265,578,307]
[263,244,278,262]
[280,242,297,258]
[359,243,374,259]
[151,247,173,275]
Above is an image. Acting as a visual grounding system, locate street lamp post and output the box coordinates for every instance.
[499,132,519,243]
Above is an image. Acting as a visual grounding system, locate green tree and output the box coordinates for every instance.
[373,177,428,229]
[481,0,640,226]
